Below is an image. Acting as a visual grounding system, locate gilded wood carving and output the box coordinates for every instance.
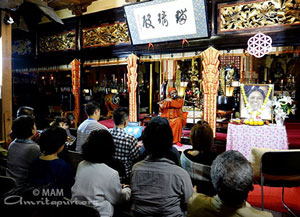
[219,0,300,32]
[83,22,130,48]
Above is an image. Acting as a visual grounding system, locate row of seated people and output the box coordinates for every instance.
[1,103,273,217]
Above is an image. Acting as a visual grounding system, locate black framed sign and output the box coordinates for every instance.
[124,0,209,45]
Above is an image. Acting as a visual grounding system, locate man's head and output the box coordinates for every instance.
[17,106,35,118]
[168,87,178,99]
[142,122,173,158]
[85,101,101,120]
[113,107,129,127]
[211,150,254,205]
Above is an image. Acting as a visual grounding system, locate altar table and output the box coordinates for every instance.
[226,124,289,159]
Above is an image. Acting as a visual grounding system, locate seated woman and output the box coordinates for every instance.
[29,127,74,198]
[139,116,180,165]
[6,115,41,185]
[180,121,217,196]
[131,122,194,217]
[71,130,131,217]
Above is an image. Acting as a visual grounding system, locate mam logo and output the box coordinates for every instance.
[42,189,64,197]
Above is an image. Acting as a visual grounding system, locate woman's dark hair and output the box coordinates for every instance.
[143,122,173,158]
[38,127,67,155]
[11,115,35,139]
[51,116,67,127]
[82,130,115,163]
[190,122,213,153]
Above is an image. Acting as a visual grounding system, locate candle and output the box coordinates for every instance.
[280,79,283,86]
[269,80,272,84]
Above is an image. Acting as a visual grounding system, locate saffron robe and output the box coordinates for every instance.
[160,98,184,144]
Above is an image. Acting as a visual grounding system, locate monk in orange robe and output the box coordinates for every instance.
[159,87,184,146]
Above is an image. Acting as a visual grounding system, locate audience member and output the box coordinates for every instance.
[72,130,131,217]
[76,101,107,152]
[6,116,41,185]
[29,127,74,198]
[109,107,139,184]
[50,116,76,146]
[17,106,35,118]
[139,116,180,165]
[131,122,194,216]
[187,150,273,217]
[180,121,217,196]
[10,106,40,143]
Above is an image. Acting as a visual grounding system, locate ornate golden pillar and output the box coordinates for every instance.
[71,59,80,128]
[202,47,220,137]
[127,54,138,122]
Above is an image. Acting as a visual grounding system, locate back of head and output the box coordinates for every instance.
[211,150,254,205]
[17,106,35,118]
[39,127,67,155]
[11,115,35,139]
[190,122,213,152]
[113,107,129,126]
[85,101,100,116]
[82,129,115,163]
[143,122,173,158]
[149,116,169,126]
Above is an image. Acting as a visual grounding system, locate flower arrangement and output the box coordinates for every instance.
[272,95,296,120]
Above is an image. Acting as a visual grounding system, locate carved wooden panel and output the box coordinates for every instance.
[39,31,76,53]
[218,0,300,33]
[82,22,130,48]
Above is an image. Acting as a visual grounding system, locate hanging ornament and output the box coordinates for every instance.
[247,33,272,58]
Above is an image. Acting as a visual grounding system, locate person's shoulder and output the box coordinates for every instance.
[132,160,146,171]
[243,202,273,217]
[189,192,211,204]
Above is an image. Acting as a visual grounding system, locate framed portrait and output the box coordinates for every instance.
[240,84,274,120]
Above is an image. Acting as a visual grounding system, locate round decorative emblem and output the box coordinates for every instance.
[247,33,272,58]
[112,94,120,105]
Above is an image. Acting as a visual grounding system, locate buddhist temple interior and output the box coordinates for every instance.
[1,0,300,216]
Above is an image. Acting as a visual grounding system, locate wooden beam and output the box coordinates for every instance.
[1,11,12,145]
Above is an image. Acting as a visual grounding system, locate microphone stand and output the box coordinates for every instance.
[184,99,197,125]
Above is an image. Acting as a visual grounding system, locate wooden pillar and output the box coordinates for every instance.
[1,11,12,144]
[149,63,153,114]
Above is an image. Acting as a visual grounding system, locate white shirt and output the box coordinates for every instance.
[72,161,131,217]
[76,119,108,152]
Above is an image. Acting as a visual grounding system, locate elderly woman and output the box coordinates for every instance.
[180,121,217,196]
[71,129,131,217]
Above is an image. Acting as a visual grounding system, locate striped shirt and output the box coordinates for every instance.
[76,119,108,152]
